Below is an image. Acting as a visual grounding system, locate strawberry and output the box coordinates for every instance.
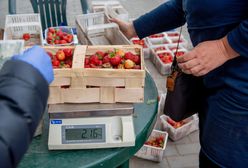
[52,59,60,67]
[124,52,134,60]
[89,55,100,65]
[23,33,31,41]
[124,59,135,69]
[110,55,122,66]
[48,27,56,34]
[85,57,90,65]
[132,55,140,64]
[56,50,66,61]
[63,48,73,57]
[96,51,105,60]
[103,55,110,63]
[85,64,90,68]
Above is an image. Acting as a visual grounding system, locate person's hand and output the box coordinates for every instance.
[109,18,137,39]
[12,46,54,84]
[177,36,239,76]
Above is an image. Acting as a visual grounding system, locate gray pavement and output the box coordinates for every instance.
[0,0,199,167]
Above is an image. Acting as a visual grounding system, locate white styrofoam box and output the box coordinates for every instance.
[160,114,199,141]
[135,130,168,162]
[130,37,150,59]
[154,50,174,75]
[164,31,180,38]
[4,14,43,46]
[106,5,129,22]
[44,26,76,46]
[147,36,172,46]
[148,32,166,39]
[150,44,170,63]
[167,35,187,47]
[172,48,188,57]
[165,43,185,52]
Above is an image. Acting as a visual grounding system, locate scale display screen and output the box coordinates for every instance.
[62,125,105,144]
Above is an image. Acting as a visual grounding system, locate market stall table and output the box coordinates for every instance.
[18,72,158,168]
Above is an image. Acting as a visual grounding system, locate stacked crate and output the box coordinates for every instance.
[4,14,43,46]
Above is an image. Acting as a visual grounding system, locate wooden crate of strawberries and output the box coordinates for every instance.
[47,45,145,104]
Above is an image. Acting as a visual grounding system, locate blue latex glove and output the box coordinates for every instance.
[12,46,54,84]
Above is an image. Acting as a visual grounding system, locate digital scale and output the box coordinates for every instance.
[48,103,135,150]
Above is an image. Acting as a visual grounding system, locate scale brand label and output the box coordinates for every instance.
[51,120,62,124]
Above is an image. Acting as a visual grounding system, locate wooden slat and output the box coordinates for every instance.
[115,88,144,103]
[50,77,71,86]
[83,68,145,78]
[84,77,125,87]
[100,87,115,103]
[62,88,100,103]
[72,45,86,68]
[125,78,145,88]
[48,87,62,104]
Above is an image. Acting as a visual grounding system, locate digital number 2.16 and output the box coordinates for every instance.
[81,128,102,140]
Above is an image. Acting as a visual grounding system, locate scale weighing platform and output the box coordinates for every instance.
[48,103,135,150]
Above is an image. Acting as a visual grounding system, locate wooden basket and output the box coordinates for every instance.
[48,45,145,104]
[4,14,43,46]
[106,5,129,22]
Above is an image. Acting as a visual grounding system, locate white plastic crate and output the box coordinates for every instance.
[160,114,199,141]
[150,44,169,64]
[153,50,174,75]
[4,14,43,46]
[130,37,150,59]
[165,43,185,52]
[0,40,24,68]
[106,5,129,22]
[90,0,121,12]
[76,12,110,44]
[167,35,187,48]
[147,35,171,46]
[44,26,76,46]
[135,130,168,162]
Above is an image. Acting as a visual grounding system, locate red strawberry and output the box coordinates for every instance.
[52,59,60,67]
[110,55,122,66]
[124,52,134,60]
[23,33,31,41]
[85,57,90,65]
[63,49,73,57]
[48,27,55,34]
[96,51,105,60]
[85,64,90,68]
[132,55,140,64]
[103,55,110,63]
[89,55,100,65]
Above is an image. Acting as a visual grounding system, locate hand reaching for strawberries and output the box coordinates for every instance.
[109,18,137,39]
[177,36,239,76]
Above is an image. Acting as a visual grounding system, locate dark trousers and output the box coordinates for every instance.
[199,150,222,168]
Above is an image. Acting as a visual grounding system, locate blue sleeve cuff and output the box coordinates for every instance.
[227,20,248,57]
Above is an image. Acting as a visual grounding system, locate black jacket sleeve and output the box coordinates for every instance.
[0,60,49,168]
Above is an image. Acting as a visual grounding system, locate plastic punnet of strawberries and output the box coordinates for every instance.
[157,52,173,64]
[84,49,141,69]
[167,117,187,129]
[144,135,165,148]
[46,27,73,45]
[47,48,73,69]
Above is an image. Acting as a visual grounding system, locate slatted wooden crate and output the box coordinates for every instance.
[48,45,145,104]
